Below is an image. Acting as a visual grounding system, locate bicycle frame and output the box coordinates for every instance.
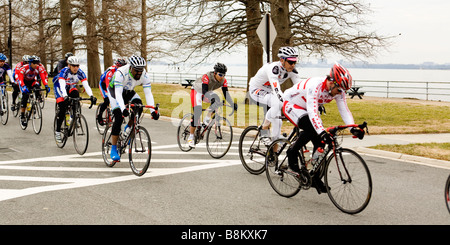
[194,102,234,144]
[308,122,369,181]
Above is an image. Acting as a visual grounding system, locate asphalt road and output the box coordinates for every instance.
[0,98,449,226]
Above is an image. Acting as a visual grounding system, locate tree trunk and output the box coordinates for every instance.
[85,0,101,88]
[102,0,113,70]
[270,0,292,91]
[140,0,147,61]
[60,0,74,54]
[38,0,47,69]
[245,0,263,93]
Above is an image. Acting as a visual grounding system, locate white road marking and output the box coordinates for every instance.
[0,142,243,202]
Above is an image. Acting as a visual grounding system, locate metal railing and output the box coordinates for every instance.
[148,72,450,102]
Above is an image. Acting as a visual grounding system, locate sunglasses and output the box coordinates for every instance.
[286,60,296,65]
[70,64,80,67]
[217,73,225,77]
[31,61,40,65]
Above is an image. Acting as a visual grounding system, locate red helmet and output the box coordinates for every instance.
[330,63,352,91]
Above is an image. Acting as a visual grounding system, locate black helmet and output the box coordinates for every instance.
[213,63,227,74]
[65,52,74,59]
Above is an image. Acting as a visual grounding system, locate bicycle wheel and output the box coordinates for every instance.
[73,114,89,155]
[31,102,43,134]
[53,114,68,148]
[39,92,45,109]
[445,175,450,213]
[129,126,151,176]
[265,139,301,198]
[95,103,109,135]
[0,90,8,125]
[177,113,193,152]
[101,124,117,167]
[206,116,233,159]
[239,126,266,175]
[324,148,372,214]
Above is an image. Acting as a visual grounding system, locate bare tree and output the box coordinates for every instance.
[165,0,390,91]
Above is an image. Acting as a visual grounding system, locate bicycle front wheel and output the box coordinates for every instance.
[325,148,372,214]
[31,103,43,134]
[53,114,68,148]
[265,139,301,198]
[129,126,151,176]
[101,124,117,167]
[95,103,109,135]
[177,113,194,152]
[0,91,8,125]
[239,126,266,175]
[206,117,233,159]
[73,114,89,155]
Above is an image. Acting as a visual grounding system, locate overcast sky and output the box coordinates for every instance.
[366,0,450,64]
[214,0,450,66]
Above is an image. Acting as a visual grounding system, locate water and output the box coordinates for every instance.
[147,63,450,102]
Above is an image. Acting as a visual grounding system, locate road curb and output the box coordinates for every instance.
[353,146,450,169]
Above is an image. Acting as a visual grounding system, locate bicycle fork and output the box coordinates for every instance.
[332,142,352,184]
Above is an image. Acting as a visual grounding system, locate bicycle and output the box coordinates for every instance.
[101,103,159,176]
[265,122,372,214]
[177,101,234,159]
[0,84,9,125]
[19,88,47,134]
[238,116,301,175]
[95,102,112,134]
[53,97,95,155]
[445,174,450,213]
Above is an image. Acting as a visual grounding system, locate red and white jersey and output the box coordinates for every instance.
[17,64,48,87]
[283,76,354,134]
[249,61,302,102]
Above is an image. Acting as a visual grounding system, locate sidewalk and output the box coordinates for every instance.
[340,133,450,169]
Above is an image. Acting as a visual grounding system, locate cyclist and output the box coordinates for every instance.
[188,62,237,148]
[11,55,30,111]
[283,63,363,193]
[0,54,15,107]
[16,55,50,127]
[97,58,127,125]
[107,55,159,161]
[248,46,302,146]
[53,52,74,76]
[54,56,97,143]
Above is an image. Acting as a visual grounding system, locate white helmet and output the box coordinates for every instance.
[277,46,299,59]
[67,56,80,65]
[128,55,146,70]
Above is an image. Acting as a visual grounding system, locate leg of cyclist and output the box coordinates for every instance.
[188,88,203,148]
[97,81,109,125]
[248,88,272,145]
[11,83,19,111]
[19,80,35,126]
[287,114,327,193]
[108,90,134,161]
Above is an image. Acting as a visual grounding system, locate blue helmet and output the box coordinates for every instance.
[0,53,7,61]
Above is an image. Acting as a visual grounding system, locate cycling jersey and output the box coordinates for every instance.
[0,63,13,84]
[249,61,301,105]
[191,71,232,107]
[13,62,26,84]
[283,76,354,134]
[57,67,93,98]
[17,64,48,87]
[99,65,118,98]
[108,64,154,112]
[192,71,228,94]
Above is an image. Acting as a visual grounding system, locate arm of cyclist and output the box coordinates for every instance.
[334,92,365,139]
[221,86,237,111]
[37,64,50,94]
[143,81,159,120]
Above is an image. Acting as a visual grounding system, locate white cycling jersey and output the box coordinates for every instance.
[283,76,354,134]
[249,61,301,105]
[109,64,155,112]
